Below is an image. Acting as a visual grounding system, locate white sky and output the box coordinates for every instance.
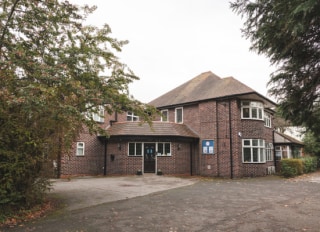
[71,0,276,103]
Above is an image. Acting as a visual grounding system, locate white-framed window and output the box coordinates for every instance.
[92,105,105,123]
[264,112,271,128]
[242,139,265,163]
[157,143,171,156]
[161,110,168,122]
[128,142,172,156]
[85,104,105,123]
[241,101,264,120]
[275,145,290,159]
[76,142,85,156]
[128,142,142,156]
[266,143,273,161]
[127,111,139,121]
[175,107,183,123]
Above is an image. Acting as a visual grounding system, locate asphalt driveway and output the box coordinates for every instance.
[4,173,320,232]
[50,174,198,211]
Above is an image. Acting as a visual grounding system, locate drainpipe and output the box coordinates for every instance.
[273,130,277,170]
[190,142,193,176]
[216,101,220,177]
[229,99,234,179]
[103,137,108,176]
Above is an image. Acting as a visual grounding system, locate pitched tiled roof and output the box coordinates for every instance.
[106,121,199,138]
[149,71,256,108]
[274,131,304,145]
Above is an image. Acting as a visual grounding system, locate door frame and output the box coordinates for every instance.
[143,142,157,173]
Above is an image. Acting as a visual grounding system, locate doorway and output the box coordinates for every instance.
[144,143,156,173]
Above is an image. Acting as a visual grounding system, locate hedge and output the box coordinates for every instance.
[280,157,318,178]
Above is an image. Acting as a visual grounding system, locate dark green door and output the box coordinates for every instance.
[144,143,156,173]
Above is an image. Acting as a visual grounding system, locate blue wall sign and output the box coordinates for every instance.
[202,140,214,154]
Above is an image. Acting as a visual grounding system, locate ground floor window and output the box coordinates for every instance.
[266,143,273,161]
[242,139,265,163]
[128,143,142,156]
[157,143,171,156]
[275,145,290,160]
[76,142,85,156]
[128,142,171,156]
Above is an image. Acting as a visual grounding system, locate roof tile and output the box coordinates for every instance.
[106,121,199,138]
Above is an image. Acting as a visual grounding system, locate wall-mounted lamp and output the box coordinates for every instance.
[117,143,121,150]
[178,144,181,150]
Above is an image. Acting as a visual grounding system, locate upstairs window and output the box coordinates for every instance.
[264,112,272,128]
[161,110,168,122]
[175,107,183,123]
[127,111,139,121]
[92,105,105,123]
[85,104,104,123]
[241,101,264,120]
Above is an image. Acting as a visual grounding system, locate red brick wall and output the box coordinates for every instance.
[61,127,105,176]
[106,141,191,175]
[63,98,275,178]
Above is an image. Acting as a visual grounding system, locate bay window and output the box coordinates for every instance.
[241,101,264,120]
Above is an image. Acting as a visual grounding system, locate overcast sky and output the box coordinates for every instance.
[71,0,276,103]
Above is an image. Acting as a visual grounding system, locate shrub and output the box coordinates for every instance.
[280,159,303,178]
[301,157,318,173]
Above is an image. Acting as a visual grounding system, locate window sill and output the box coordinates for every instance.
[241,118,264,121]
[242,162,266,164]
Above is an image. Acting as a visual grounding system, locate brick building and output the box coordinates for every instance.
[61,71,279,178]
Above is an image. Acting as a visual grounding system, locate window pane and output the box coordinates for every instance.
[165,143,171,154]
[161,111,168,121]
[243,148,251,162]
[258,109,263,119]
[136,143,142,155]
[252,140,258,146]
[243,140,250,146]
[251,108,258,118]
[158,143,164,154]
[252,148,258,162]
[259,139,264,146]
[260,148,265,162]
[129,143,135,156]
[77,148,83,156]
[242,108,250,118]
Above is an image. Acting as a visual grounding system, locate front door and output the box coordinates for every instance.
[144,143,156,173]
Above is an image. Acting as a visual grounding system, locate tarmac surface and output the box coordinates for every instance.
[49,174,198,211]
[4,172,320,232]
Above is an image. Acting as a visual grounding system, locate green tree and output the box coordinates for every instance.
[303,131,320,156]
[0,0,156,211]
[231,0,320,133]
